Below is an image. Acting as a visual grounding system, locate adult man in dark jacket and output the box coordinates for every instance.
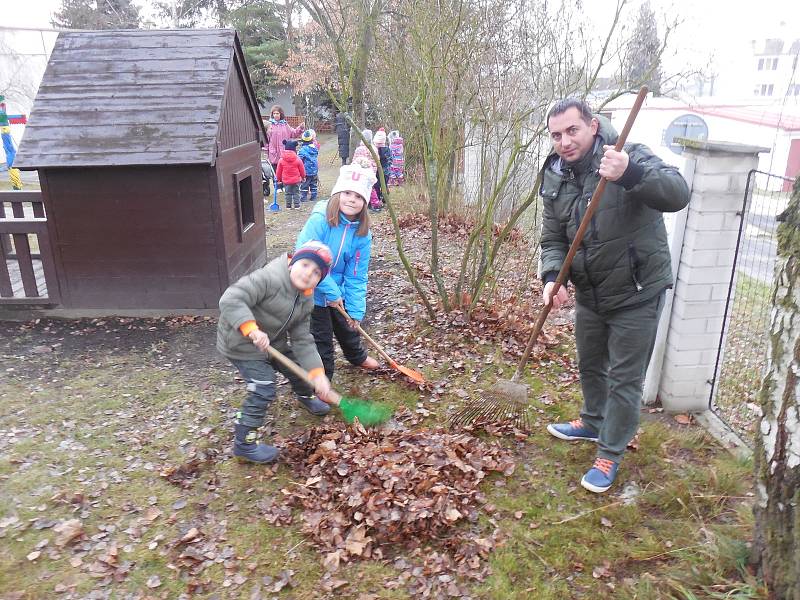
[541,98,689,493]
[335,112,350,165]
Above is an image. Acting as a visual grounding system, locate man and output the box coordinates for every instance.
[540,98,689,493]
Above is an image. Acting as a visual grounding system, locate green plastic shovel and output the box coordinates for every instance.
[266,346,393,426]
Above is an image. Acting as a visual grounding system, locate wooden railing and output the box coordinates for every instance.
[0,191,60,305]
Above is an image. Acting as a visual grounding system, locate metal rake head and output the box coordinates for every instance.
[448,387,533,431]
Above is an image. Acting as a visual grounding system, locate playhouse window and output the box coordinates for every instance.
[234,169,256,240]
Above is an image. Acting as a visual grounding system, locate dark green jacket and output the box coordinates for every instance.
[540,116,689,313]
[216,254,323,370]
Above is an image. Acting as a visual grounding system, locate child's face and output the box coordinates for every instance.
[272,110,281,119]
[289,258,323,290]
[339,190,366,217]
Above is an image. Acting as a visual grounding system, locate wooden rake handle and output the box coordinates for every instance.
[513,86,650,381]
[332,304,397,367]
[265,346,342,405]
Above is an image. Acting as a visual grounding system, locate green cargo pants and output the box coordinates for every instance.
[575,291,665,463]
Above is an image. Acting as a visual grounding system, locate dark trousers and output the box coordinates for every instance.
[229,352,314,428]
[576,291,665,463]
[310,306,368,381]
[300,175,319,202]
[284,183,300,208]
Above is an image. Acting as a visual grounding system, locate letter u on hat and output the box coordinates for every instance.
[331,164,377,202]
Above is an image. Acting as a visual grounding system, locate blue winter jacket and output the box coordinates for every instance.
[296,200,372,320]
[298,143,319,177]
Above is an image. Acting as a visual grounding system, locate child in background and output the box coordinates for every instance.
[217,241,334,464]
[353,157,383,211]
[310,128,321,150]
[373,128,391,203]
[351,129,378,174]
[299,130,320,204]
[388,130,405,186]
[296,164,380,381]
[276,139,306,210]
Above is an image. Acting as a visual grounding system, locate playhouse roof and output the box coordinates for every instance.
[16,29,266,169]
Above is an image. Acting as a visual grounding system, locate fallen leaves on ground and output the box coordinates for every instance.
[264,410,516,596]
[53,519,84,547]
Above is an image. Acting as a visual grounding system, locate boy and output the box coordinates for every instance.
[298,130,319,203]
[276,139,306,210]
[217,241,334,464]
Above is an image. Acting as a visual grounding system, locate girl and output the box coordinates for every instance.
[266,105,305,173]
[351,129,378,174]
[296,164,380,381]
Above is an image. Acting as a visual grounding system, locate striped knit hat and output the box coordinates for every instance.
[290,241,333,279]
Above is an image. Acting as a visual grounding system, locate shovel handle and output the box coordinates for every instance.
[332,304,396,367]
[265,346,341,405]
[513,86,650,380]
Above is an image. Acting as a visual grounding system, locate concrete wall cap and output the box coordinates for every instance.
[675,137,770,156]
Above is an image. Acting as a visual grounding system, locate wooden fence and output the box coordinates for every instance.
[0,191,60,305]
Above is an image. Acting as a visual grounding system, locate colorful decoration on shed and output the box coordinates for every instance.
[0,96,23,190]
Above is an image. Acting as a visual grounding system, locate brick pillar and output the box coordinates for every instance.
[658,140,769,413]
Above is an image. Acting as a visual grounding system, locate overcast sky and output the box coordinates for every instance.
[4,0,798,73]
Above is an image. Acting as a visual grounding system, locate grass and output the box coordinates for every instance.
[714,272,773,443]
[0,331,766,599]
[0,138,767,597]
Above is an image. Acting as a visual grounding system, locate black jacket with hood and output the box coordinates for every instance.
[539,116,690,313]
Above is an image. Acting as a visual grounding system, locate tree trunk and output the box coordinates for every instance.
[348,9,375,159]
[753,177,800,600]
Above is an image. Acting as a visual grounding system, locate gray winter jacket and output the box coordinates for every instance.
[216,254,323,371]
[540,116,690,313]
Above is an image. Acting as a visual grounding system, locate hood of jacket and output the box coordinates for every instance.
[281,149,301,163]
[300,143,318,158]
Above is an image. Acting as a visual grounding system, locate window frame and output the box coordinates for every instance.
[233,167,256,242]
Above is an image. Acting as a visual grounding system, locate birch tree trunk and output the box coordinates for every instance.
[752,177,800,600]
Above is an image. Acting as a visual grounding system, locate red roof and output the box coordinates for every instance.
[690,105,800,131]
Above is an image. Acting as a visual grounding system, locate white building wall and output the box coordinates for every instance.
[0,27,58,167]
[606,97,799,189]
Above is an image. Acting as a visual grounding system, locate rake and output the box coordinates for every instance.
[450,86,649,431]
[266,346,393,426]
[333,304,427,384]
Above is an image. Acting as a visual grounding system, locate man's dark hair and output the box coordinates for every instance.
[546,98,594,127]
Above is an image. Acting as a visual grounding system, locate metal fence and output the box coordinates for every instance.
[709,170,795,444]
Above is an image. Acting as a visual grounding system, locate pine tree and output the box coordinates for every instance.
[622,1,661,95]
[51,0,141,30]
[227,1,289,103]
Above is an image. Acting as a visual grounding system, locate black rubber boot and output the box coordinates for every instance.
[233,423,279,464]
[297,395,331,416]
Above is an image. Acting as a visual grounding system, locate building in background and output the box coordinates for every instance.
[0,26,58,169]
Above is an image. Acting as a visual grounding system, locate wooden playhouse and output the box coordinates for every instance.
[3,29,268,314]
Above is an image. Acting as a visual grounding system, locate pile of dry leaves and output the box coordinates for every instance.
[264,412,516,595]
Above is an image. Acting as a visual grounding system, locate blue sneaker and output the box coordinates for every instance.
[580,458,619,493]
[547,419,598,442]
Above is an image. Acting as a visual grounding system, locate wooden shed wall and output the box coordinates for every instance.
[40,166,225,309]
[218,53,263,152]
[214,141,267,283]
